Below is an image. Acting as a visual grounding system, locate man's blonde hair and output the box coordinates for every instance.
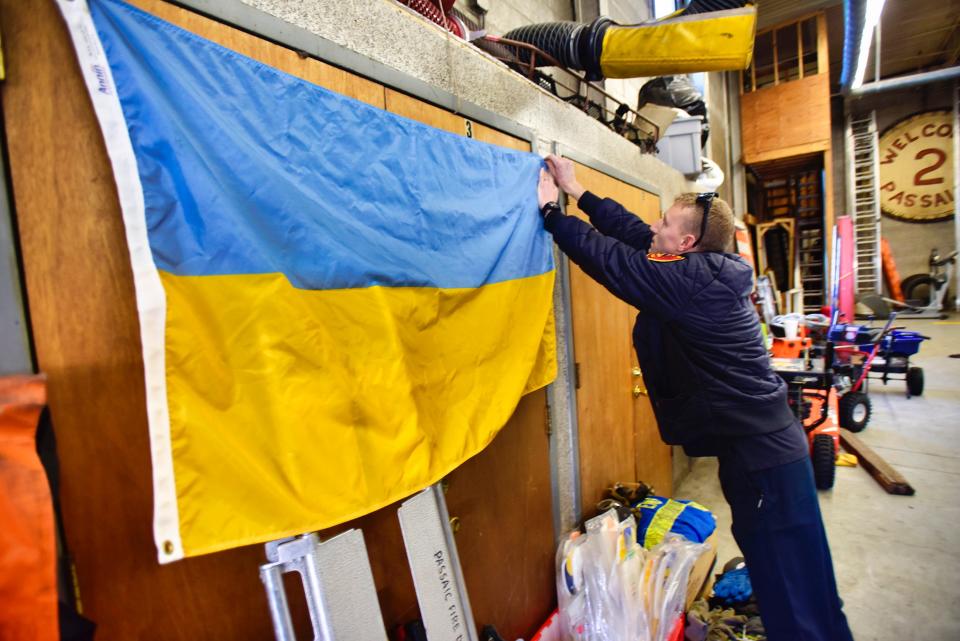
[674,193,735,253]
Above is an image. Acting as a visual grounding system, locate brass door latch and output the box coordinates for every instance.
[631,367,647,397]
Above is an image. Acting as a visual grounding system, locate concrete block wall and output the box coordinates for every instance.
[480,0,573,36]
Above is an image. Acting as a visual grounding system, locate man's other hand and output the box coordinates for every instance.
[538,168,559,208]
[544,155,585,202]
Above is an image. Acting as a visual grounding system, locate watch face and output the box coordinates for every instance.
[878,110,955,223]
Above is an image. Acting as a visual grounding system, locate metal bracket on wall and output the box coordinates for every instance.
[260,530,388,641]
[259,484,481,641]
[545,142,583,538]
[398,483,479,641]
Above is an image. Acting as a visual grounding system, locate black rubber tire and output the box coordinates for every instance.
[813,434,836,490]
[906,367,924,397]
[838,391,871,432]
[900,274,936,305]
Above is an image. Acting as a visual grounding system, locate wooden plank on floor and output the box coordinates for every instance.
[839,429,916,496]
[684,532,718,611]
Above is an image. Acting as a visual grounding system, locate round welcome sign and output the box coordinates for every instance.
[878,110,955,223]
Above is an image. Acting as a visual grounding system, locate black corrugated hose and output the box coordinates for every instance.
[503,21,585,69]
[503,17,612,81]
[684,0,748,14]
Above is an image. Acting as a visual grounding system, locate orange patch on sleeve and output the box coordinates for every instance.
[647,252,685,263]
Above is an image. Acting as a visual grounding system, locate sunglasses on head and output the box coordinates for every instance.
[690,192,718,248]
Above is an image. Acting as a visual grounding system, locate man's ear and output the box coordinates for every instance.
[680,207,701,252]
[678,233,697,253]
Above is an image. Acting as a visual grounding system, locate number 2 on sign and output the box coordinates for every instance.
[914,148,946,186]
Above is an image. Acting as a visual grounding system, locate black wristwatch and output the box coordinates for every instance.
[540,201,562,219]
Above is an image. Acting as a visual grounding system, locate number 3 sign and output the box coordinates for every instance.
[878,110,954,223]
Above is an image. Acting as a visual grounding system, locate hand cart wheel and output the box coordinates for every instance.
[906,366,924,397]
[813,434,836,490]
[838,391,871,432]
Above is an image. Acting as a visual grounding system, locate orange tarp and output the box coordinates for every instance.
[0,375,57,640]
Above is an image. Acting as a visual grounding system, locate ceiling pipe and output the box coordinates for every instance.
[850,0,885,89]
[839,0,867,92]
[849,65,960,96]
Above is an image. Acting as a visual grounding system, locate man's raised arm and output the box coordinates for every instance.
[544,154,653,251]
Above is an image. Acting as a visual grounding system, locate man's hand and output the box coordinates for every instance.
[545,154,585,202]
[538,168,559,208]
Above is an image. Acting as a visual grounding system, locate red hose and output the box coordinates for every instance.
[397,0,464,38]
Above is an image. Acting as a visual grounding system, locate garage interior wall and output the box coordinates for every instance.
[481,0,574,35]
[0,0,736,639]
[838,82,958,283]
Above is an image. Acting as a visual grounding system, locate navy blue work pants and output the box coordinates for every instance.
[718,456,854,641]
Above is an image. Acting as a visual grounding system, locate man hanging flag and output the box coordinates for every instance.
[57,0,556,563]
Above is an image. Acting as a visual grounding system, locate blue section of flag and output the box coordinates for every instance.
[89,0,552,290]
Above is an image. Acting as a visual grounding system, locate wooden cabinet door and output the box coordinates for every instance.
[566,164,638,519]
[565,163,671,518]
[632,355,674,497]
[627,191,675,498]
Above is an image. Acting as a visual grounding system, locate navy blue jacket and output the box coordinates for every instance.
[545,192,795,456]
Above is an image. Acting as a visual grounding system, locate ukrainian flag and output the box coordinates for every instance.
[60,0,556,561]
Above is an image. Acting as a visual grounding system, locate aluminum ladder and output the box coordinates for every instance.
[845,111,882,296]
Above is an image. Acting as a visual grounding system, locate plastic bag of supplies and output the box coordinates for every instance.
[556,509,707,641]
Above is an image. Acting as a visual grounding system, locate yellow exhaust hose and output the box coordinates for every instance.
[600,6,757,79]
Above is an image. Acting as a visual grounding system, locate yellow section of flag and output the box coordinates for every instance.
[160,270,556,556]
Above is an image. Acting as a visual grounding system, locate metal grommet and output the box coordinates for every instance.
[163,540,174,555]
[449,516,461,534]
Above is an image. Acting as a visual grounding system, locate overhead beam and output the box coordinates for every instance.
[849,65,960,95]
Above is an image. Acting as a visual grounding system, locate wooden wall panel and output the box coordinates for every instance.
[616,191,673,497]
[385,89,529,152]
[631,392,672,496]
[444,394,554,640]
[568,165,637,520]
[741,73,831,164]
[567,164,669,518]
[2,0,550,638]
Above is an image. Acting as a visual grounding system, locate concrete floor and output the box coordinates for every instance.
[675,314,960,641]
